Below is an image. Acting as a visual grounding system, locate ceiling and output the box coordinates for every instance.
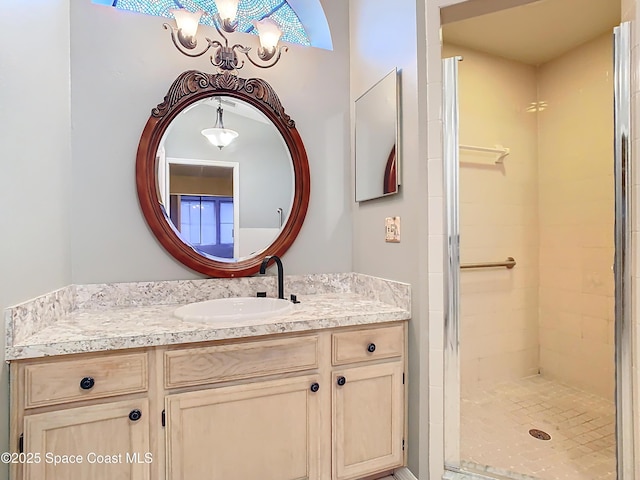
[202,98,271,125]
[441,0,621,65]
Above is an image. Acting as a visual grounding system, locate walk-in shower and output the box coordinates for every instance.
[440,2,634,478]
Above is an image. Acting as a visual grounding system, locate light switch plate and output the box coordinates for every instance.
[385,216,401,243]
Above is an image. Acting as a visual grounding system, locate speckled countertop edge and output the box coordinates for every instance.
[6,274,411,361]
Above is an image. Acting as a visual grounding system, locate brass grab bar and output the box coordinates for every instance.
[461,257,516,270]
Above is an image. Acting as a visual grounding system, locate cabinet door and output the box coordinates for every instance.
[333,362,404,480]
[166,375,321,480]
[23,398,151,480]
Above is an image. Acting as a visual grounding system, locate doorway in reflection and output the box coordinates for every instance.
[166,161,239,259]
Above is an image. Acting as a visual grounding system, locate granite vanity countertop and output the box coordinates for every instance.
[6,292,410,360]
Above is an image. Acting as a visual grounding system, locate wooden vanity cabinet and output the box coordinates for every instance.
[162,335,325,480]
[10,322,406,480]
[23,398,151,480]
[331,325,406,480]
[11,351,153,480]
[165,375,322,480]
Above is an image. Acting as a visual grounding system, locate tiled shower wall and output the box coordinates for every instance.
[444,36,615,395]
[442,44,540,385]
[537,33,615,400]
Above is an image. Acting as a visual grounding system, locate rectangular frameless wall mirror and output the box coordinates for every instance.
[355,68,400,202]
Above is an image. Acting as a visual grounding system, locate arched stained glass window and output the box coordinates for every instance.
[106,0,310,46]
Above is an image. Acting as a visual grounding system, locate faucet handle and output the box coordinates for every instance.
[290,294,300,304]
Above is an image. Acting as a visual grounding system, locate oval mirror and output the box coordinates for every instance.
[136,71,310,277]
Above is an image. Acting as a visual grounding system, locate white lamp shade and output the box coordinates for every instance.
[202,128,239,149]
[170,9,203,38]
[253,18,283,51]
[214,0,240,23]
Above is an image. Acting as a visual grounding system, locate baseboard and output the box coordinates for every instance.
[394,467,419,480]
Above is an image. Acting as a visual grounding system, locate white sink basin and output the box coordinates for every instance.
[173,297,294,323]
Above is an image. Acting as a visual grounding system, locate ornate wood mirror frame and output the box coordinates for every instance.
[136,70,310,277]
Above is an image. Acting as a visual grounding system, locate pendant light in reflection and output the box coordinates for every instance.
[201,98,239,150]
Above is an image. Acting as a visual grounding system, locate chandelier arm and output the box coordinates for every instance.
[163,23,217,58]
[212,20,231,47]
[240,45,288,69]
[233,44,251,53]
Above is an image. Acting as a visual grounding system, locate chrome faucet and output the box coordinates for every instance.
[259,255,284,300]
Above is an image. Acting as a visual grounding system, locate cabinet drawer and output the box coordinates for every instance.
[24,353,148,408]
[165,336,319,389]
[332,325,404,366]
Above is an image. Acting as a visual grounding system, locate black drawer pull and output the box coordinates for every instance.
[367,343,376,353]
[337,376,346,386]
[310,383,320,393]
[129,409,142,422]
[80,377,95,390]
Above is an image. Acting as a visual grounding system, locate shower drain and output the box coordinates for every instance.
[529,429,551,441]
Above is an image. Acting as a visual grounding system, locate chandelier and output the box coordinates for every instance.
[164,0,288,71]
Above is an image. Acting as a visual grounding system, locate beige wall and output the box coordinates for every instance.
[443,44,540,386]
[537,34,615,399]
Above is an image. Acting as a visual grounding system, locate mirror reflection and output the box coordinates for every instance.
[157,96,294,262]
[355,68,400,202]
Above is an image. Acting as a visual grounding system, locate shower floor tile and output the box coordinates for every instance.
[460,375,616,480]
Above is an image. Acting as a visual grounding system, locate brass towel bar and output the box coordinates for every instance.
[461,257,516,270]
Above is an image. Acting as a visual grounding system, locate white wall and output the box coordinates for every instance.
[349,0,429,475]
[69,0,351,283]
[0,1,72,478]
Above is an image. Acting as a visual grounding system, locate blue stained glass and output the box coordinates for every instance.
[110,0,310,46]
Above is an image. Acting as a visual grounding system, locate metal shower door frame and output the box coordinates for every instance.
[613,20,635,480]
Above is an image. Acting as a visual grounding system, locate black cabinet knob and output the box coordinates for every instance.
[367,343,376,353]
[310,382,320,393]
[337,376,346,386]
[80,377,95,390]
[128,409,142,422]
